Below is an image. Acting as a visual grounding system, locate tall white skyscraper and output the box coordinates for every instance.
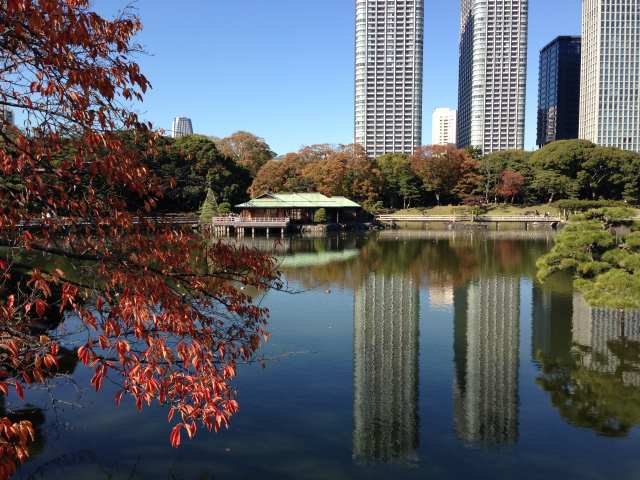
[432,107,457,145]
[354,0,424,158]
[579,0,640,151]
[457,0,528,154]
[171,117,193,138]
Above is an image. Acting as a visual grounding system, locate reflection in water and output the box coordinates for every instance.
[531,286,573,364]
[453,277,520,445]
[536,294,640,437]
[572,294,640,385]
[352,273,420,464]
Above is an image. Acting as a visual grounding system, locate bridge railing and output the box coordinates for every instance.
[212,216,290,227]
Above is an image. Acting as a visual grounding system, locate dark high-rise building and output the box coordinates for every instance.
[537,36,581,147]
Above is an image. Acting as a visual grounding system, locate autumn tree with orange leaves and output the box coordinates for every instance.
[0,1,278,478]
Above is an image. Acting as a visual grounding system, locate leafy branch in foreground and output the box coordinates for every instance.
[0,1,279,477]
[537,208,640,309]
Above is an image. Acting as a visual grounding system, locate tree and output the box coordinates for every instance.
[341,145,383,205]
[199,188,218,224]
[411,145,469,205]
[496,170,525,203]
[376,153,422,209]
[529,140,596,202]
[480,150,531,203]
[216,131,275,176]
[249,153,312,197]
[150,135,251,212]
[453,156,484,205]
[300,154,347,197]
[0,1,278,476]
[313,208,327,224]
[537,208,640,309]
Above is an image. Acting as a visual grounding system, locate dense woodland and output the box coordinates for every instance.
[152,135,640,214]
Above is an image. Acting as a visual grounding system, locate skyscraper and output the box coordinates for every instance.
[432,107,457,145]
[171,117,193,138]
[353,272,419,464]
[579,0,640,151]
[0,106,14,127]
[456,0,528,154]
[453,277,520,445]
[354,0,424,158]
[537,36,582,147]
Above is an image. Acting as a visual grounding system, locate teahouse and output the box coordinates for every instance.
[235,192,362,224]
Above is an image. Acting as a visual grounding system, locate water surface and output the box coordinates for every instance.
[16,231,640,479]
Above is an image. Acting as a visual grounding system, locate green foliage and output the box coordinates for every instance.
[538,208,640,308]
[375,153,423,208]
[218,202,231,215]
[530,140,640,204]
[199,188,218,224]
[536,344,640,436]
[553,199,629,212]
[313,208,327,224]
[150,135,252,212]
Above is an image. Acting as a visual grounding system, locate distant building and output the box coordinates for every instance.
[354,0,424,158]
[171,117,193,138]
[432,108,457,145]
[0,106,15,127]
[235,193,362,224]
[537,36,582,147]
[453,277,520,445]
[580,0,640,151]
[457,0,528,154]
[353,272,419,464]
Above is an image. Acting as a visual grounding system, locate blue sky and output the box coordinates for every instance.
[123,0,581,154]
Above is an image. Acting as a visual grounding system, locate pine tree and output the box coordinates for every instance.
[199,187,218,224]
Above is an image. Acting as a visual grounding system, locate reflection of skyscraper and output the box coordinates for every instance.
[353,273,420,464]
[572,294,640,386]
[453,276,520,445]
[531,286,572,363]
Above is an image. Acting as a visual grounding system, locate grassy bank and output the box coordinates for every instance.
[390,204,563,217]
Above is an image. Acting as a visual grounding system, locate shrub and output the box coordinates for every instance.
[313,208,327,224]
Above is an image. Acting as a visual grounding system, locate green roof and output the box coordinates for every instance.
[236,192,361,209]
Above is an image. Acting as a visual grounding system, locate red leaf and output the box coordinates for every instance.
[15,382,23,400]
[170,423,182,448]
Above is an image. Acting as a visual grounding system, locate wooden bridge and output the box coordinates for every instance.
[375,214,565,229]
[211,216,290,237]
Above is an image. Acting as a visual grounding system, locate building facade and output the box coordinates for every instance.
[353,272,420,464]
[579,0,640,151]
[432,107,457,145]
[171,117,193,138]
[456,0,528,154]
[354,0,424,158]
[537,36,582,147]
[0,106,14,127]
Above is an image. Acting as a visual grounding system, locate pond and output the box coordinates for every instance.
[15,231,640,479]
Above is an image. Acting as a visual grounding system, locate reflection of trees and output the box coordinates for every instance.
[536,295,640,436]
[282,233,549,291]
